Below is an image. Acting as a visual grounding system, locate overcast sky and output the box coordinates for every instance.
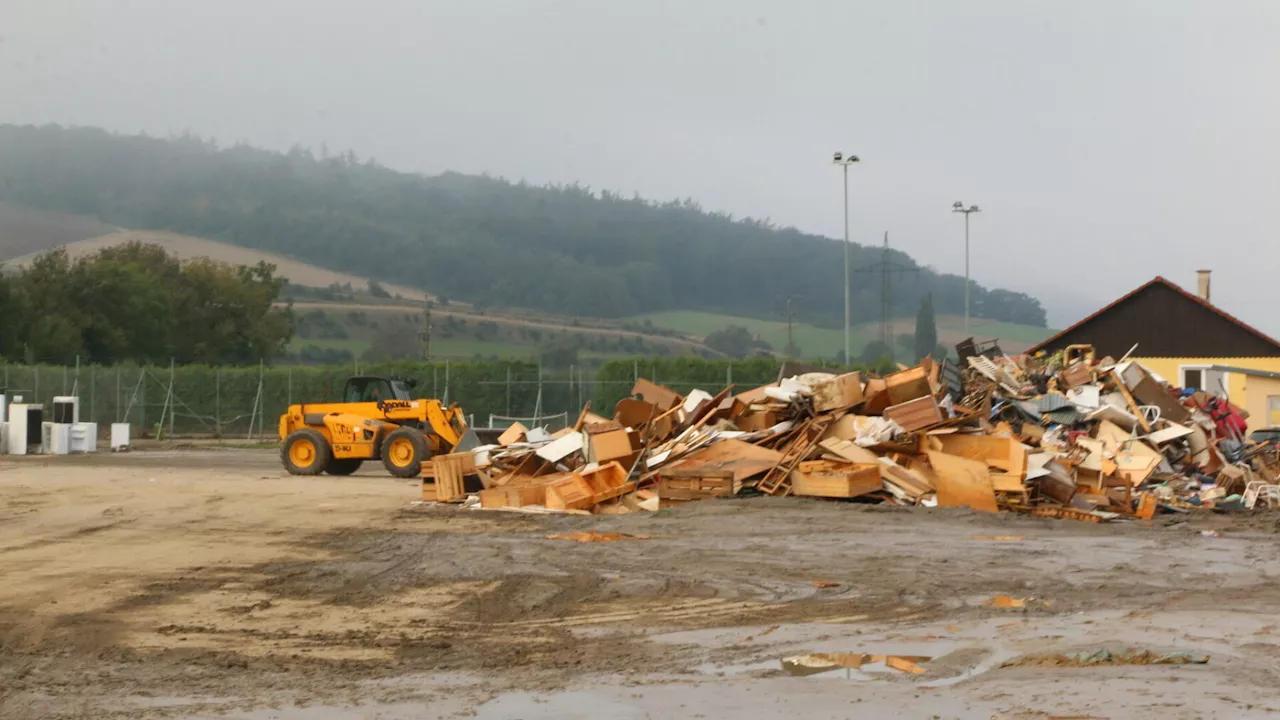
[3,0,1278,330]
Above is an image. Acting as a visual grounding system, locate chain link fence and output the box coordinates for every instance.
[0,357,838,440]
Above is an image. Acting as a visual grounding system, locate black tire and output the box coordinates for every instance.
[381,427,428,478]
[326,458,364,476]
[282,428,331,475]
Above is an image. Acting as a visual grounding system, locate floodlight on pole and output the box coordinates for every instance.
[833,152,860,362]
[952,201,982,337]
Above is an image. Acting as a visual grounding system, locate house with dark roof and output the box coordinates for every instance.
[1028,271,1280,431]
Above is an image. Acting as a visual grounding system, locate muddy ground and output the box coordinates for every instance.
[2,449,1280,719]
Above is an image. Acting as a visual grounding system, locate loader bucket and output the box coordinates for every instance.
[452,428,481,454]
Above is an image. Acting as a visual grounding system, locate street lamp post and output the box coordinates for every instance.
[833,152,860,362]
[952,201,981,337]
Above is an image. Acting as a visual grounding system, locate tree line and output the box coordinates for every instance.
[0,124,1048,330]
[0,242,293,365]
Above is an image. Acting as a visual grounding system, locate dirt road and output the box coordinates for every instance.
[2,450,1279,719]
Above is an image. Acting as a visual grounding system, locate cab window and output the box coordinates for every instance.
[389,380,412,401]
[344,378,394,403]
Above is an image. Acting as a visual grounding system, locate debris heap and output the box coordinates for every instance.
[421,344,1280,520]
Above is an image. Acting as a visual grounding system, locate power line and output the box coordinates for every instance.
[851,231,920,362]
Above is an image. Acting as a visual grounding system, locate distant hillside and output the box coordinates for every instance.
[0,124,1048,330]
[1,228,431,300]
[634,310,1054,359]
[0,202,115,259]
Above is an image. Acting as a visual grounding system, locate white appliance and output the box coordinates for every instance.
[111,423,131,451]
[47,424,71,455]
[70,423,98,453]
[52,396,80,424]
[7,403,29,456]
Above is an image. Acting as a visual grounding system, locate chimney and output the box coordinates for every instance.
[1196,270,1211,302]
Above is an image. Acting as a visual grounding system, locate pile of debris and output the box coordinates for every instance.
[420,345,1280,520]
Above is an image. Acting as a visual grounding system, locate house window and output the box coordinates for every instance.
[1180,366,1227,396]
[1269,396,1280,426]
[1182,368,1203,391]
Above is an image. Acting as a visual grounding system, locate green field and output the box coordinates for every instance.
[289,337,631,362]
[289,338,370,354]
[632,311,1054,360]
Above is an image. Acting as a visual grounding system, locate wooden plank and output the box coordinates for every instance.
[925,450,999,512]
[614,398,657,429]
[683,384,735,433]
[631,378,683,411]
[818,437,881,465]
[878,460,933,500]
[659,438,785,482]
[498,422,528,446]
[733,384,775,406]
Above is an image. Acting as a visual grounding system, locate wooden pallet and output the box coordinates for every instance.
[757,418,831,496]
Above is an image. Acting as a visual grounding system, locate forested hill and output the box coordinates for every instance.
[0,124,1047,328]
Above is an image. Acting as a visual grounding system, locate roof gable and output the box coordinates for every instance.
[1028,277,1280,358]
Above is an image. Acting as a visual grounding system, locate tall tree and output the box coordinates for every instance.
[1,245,293,365]
[914,294,938,362]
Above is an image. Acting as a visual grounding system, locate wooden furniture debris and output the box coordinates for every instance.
[925,450,999,512]
[657,470,737,500]
[448,349,1268,522]
[885,366,932,406]
[790,460,881,498]
[758,418,832,496]
[811,372,864,412]
[884,395,944,432]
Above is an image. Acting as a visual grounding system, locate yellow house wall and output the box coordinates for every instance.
[1241,376,1280,430]
[1131,357,1280,432]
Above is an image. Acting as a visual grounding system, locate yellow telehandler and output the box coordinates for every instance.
[278,376,476,478]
